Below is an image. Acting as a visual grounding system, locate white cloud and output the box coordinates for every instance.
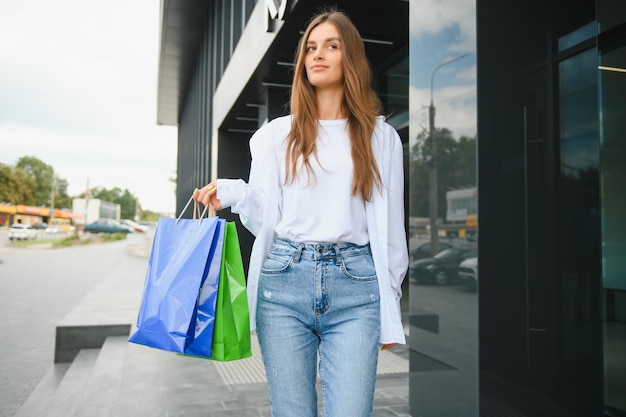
[409,84,477,146]
[409,0,477,146]
[0,0,178,213]
[410,0,476,52]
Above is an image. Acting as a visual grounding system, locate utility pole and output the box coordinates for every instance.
[50,174,56,222]
[429,53,471,256]
[428,97,438,257]
[85,178,90,225]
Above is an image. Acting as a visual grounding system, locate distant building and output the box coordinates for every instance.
[72,198,120,224]
[446,186,477,223]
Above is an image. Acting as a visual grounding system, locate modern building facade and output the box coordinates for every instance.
[477,1,625,416]
[156,0,624,415]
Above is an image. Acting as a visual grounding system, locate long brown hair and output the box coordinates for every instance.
[286,9,382,201]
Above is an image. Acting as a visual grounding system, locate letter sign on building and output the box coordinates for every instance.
[266,0,289,32]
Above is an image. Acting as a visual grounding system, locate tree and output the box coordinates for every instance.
[54,178,72,209]
[13,155,73,209]
[410,127,477,218]
[0,163,36,204]
[15,156,53,206]
[140,209,160,222]
[116,189,138,219]
[87,186,138,220]
[409,145,430,218]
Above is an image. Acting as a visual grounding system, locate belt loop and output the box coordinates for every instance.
[333,245,342,267]
[293,244,304,263]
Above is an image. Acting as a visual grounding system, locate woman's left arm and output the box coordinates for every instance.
[386,128,409,303]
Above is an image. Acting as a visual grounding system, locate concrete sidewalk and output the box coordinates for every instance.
[11,231,410,416]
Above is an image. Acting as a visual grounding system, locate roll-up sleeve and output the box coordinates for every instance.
[386,126,409,303]
[216,124,278,237]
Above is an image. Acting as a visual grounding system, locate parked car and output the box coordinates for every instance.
[121,219,149,233]
[458,256,478,291]
[84,219,133,234]
[8,224,37,241]
[409,238,476,261]
[46,218,74,234]
[32,222,48,230]
[410,247,478,285]
[409,241,454,261]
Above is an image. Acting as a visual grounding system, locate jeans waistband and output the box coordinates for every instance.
[273,238,371,265]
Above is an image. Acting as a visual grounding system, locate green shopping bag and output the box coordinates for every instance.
[210,221,252,361]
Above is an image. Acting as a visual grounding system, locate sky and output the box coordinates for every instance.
[0,0,178,214]
[408,0,477,144]
[0,0,477,215]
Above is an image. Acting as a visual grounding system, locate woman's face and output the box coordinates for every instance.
[305,22,344,90]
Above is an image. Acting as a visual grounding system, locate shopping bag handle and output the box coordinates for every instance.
[175,189,215,224]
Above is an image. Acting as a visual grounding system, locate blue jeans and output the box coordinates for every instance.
[256,238,381,417]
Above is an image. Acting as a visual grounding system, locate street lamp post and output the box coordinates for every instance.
[428,53,470,256]
[50,174,56,222]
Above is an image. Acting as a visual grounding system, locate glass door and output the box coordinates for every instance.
[599,36,626,417]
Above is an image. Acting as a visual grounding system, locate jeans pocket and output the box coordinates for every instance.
[261,251,293,274]
[340,253,377,281]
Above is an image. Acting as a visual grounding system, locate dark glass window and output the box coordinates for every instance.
[232,1,243,52]
[558,21,596,52]
[378,55,409,130]
[598,34,626,416]
[557,45,603,415]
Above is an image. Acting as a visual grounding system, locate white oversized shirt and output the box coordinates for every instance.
[275,118,368,245]
[217,115,409,344]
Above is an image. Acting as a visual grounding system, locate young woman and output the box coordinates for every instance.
[195,9,408,417]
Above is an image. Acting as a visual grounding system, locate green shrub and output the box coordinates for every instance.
[52,236,79,248]
[101,232,128,242]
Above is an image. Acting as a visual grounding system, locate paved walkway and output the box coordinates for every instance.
[0,230,409,416]
[0,232,135,417]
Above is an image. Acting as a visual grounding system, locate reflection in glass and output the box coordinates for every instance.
[558,21,595,52]
[599,39,626,416]
[558,46,603,414]
[379,55,409,129]
[409,0,478,414]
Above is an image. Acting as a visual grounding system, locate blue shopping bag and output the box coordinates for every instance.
[184,218,226,357]
[128,215,223,355]
[179,221,251,362]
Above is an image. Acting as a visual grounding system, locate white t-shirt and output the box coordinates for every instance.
[216,114,409,343]
[274,119,369,245]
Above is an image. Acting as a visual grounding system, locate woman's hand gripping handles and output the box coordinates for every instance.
[193,181,222,212]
